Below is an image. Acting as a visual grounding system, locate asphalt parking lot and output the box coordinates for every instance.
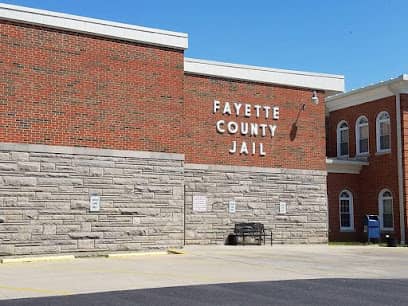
[1,278,407,306]
[0,245,407,304]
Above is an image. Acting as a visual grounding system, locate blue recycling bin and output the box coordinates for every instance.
[364,215,380,241]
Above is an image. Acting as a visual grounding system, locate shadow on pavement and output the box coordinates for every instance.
[0,278,407,306]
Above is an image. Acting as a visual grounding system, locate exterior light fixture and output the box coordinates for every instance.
[311,90,319,105]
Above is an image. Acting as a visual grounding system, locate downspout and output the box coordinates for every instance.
[395,92,406,244]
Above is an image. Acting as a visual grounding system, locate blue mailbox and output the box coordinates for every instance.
[364,215,380,241]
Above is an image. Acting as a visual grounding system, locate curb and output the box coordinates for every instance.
[0,249,185,264]
[1,255,75,264]
[107,251,168,258]
[167,248,185,255]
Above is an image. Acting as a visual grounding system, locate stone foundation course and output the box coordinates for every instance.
[0,143,328,256]
[0,143,184,256]
[184,164,328,245]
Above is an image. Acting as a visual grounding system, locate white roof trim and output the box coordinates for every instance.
[0,3,188,50]
[326,158,368,174]
[326,74,408,112]
[184,58,344,94]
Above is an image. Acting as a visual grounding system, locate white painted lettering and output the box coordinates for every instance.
[273,106,279,119]
[212,99,281,157]
[268,124,277,137]
[227,121,238,134]
[223,102,232,115]
[250,123,258,136]
[240,122,249,135]
[259,143,266,156]
[254,105,262,118]
[259,124,268,137]
[240,141,248,155]
[213,100,221,113]
[216,120,225,133]
[263,106,271,119]
[233,102,242,116]
[229,141,237,154]
[244,104,251,117]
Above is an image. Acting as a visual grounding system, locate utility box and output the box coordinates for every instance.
[364,215,380,242]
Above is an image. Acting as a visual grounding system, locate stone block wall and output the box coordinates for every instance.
[0,143,330,256]
[0,143,184,256]
[185,164,328,244]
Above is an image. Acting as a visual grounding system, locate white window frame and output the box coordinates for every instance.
[339,190,354,232]
[376,111,391,153]
[336,120,349,158]
[378,189,394,231]
[356,115,369,155]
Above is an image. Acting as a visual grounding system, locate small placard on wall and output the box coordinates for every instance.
[279,201,287,214]
[90,195,101,212]
[193,195,207,212]
[228,201,236,213]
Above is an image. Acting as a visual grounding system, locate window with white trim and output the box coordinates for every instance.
[339,190,354,231]
[337,121,349,157]
[378,189,394,231]
[356,116,369,155]
[376,111,391,152]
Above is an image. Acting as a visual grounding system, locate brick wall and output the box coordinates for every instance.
[0,20,184,153]
[184,74,326,170]
[327,173,361,241]
[400,93,408,240]
[327,96,401,241]
[1,20,329,170]
[327,96,396,158]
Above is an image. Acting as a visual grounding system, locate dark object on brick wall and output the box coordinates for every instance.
[290,122,298,141]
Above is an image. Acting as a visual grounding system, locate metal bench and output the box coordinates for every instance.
[233,222,266,245]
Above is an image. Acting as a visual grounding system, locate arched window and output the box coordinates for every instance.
[376,111,391,152]
[339,190,354,231]
[356,116,369,155]
[378,189,394,230]
[337,121,349,157]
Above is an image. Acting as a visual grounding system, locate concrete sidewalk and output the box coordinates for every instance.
[0,245,407,300]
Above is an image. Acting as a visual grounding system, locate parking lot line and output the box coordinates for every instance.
[0,284,71,295]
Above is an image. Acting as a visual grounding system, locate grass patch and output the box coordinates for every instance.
[328,241,370,246]
[329,241,408,247]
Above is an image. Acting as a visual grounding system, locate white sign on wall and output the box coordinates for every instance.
[90,195,101,212]
[228,201,236,213]
[279,201,287,214]
[193,195,207,212]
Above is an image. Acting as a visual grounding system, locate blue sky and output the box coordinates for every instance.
[3,0,407,91]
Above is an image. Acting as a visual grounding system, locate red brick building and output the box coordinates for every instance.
[2,3,407,256]
[326,75,408,244]
[0,3,374,256]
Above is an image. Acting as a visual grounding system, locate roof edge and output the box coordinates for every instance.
[184,58,345,93]
[0,3,188,49]
[326,74,408,112]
